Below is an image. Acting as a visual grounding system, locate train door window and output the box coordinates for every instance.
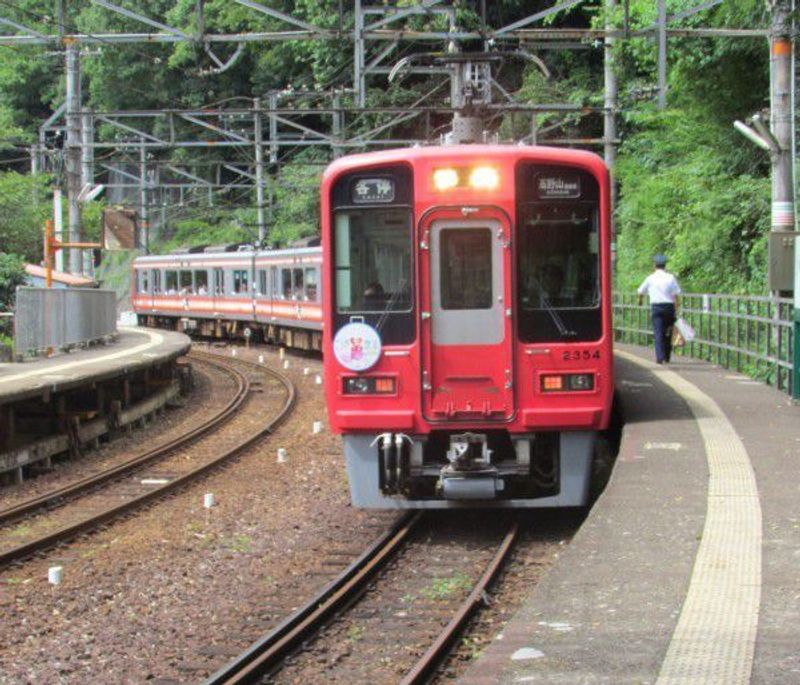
[292,268,304,300]
[258,270,267,297]
[165,270,178,294]
[139,270,149,294]
[440,229,492,310]
[194,270,208,295]
[213,268,224,295]
[270,267,278,298]
[281,269,292,299]
[233,270,249,294]
[304,267,318,301]
[152,270,161,294]
[179,270,193,294]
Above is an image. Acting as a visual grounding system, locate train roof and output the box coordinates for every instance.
[321,144,607,184]
[133,245,320,267]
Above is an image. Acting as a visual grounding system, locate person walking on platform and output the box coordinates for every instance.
[637,254,681,364]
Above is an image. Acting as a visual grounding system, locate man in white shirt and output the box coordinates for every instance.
[637,254,681,364]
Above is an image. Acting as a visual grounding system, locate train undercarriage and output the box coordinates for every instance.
[137,314,322,351]
[342,429,606,509]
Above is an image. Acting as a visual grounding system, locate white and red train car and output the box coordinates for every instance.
[321,145,614,508]
[132,246,322,350]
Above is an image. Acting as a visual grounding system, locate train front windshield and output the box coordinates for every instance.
[516,165,603,343]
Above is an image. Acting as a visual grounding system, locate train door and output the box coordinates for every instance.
[420,209,515,421]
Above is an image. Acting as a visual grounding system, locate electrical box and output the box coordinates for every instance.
[768,231,797,291]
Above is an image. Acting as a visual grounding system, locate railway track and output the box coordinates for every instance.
[0,352,295,568]
[204,512,521,685]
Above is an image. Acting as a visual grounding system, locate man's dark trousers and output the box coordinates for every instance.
[651,303,676,363]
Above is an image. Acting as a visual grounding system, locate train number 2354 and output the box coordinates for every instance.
[562,349,601,361]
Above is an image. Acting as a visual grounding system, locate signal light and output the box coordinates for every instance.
[433,168,459,190]
[469,166,499,190]
[344,376,396,395]
[541,373,595,392]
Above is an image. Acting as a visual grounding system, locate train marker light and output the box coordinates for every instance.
[433,167,459,190]
[469,166,499,190]
[542,375,564,391]
[541,373,595,392]
[343,376,396,394]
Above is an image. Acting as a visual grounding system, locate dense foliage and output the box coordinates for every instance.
[0,0,780,296]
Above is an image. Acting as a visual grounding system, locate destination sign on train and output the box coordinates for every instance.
[537,175,581,199]
[352,178,395,203]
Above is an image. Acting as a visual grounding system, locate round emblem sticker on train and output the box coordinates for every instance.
[333,322,382,371]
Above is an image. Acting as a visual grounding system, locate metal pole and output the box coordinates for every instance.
[354,0,365,108]
[269,92,278,164]
[604,0,618,240]
[139,138,149,253]
[254,97,266,244]
[30,145,39,174]
[657,0,667,109]
[81,109,95,276]
[65,41,82,274]
[53,189,64,273]
[332,91,343,158]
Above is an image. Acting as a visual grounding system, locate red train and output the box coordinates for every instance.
[321,145,613,508]
[133,143,613,509]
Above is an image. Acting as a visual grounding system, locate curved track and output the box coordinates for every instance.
[0,352,295,567]
[205,514,519,685]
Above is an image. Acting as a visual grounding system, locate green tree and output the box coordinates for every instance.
[0,252,26,312]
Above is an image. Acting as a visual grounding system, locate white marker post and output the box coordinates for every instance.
[313,421,322,434]
[203,493,215,509]
[48,566,63,585]
[277,448,287,463]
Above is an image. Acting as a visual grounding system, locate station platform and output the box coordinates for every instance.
[458,344,800,685]
[0,327,190,404]
[0,327,191,482]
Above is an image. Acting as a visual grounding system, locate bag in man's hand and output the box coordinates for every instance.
[671,326,685,347]
[675,317,695,342]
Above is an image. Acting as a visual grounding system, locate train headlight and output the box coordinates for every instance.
[433,168,459,191]
[540,373,595,392]
[469,166,499,190]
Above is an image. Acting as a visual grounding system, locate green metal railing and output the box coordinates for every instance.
[614,292,795,396]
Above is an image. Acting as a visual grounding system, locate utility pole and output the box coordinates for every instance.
[604,0,618,257]
[767,0,800,399]
[253,97,266,245]
[65,41,82,274]
[656,0,667,109]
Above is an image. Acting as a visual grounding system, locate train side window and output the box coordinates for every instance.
[139,270,149,293]
[281,269,292,299]
[165,270,178,294]
[258,270,267,297]
[270,267,278,299]
[152,270,161,294]
[304,267,318,301]
[292,268,304,300]
[213,268,224,295]
[233,270,249,294]
[194,270,208,295]
[179,270,193,294]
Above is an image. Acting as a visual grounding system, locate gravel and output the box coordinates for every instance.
[0,343,396,684]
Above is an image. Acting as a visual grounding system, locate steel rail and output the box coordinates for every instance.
[0,352,247,527]
[400,521,520,685]
[204,511,422,685]
[0,353,295,568]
